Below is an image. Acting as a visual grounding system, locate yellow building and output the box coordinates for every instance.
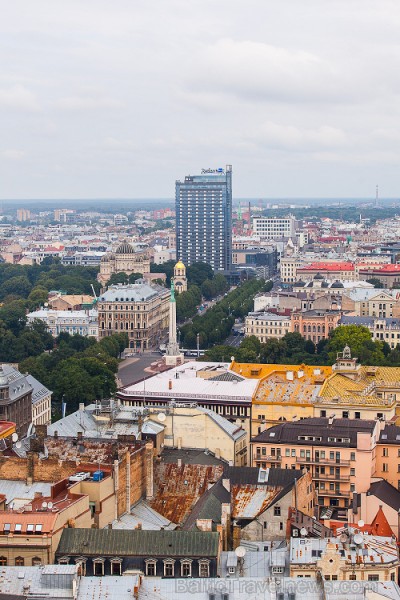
[230,350,400,437]
[230,362,332,436]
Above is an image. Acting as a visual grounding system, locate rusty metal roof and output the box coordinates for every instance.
[231,484,280,519]
[150,462,223,525]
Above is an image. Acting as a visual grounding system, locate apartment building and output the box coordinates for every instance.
[252,215,296,239]
[358,263,400,288]
[340,315,400,349]
[27,309,98,338]
[290,535,398,582]
[245,312,291,342]
[280,256,305,283]
[297,262,356,282]
[291,309,342,343]
[341,288,400,317]
[97,282,169,350]
[251,417,379,521]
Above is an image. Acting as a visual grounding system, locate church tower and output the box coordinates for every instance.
[172,260,187,294]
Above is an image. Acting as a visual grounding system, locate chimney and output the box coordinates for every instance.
[215,448,221,459]
[177,458,182,468]
[77,431,83,441]
[108,522,113,530]
[168,380,172,390]
[79,403,85,411]
[136,522,142,530]
[177,437,182,450]
[222,478,230,492]
[145,441,154,499]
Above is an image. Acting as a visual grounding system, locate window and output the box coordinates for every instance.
[27,524,34,533]
[350,468,355,476]
[355,412,360,419]
[368,575,379,581]
[274,505,281,516]
[146,560,157,576]
[3,524,10,534]
[320,410,326,417]
[35,524,43,533]
[383,463,389,472]
[15,557,24,566]
[382,447,389,457]
[350,452,356,461]
[181,560,192,577]
[32,557,41,566]
[199,560,210,578]
[0,557,7,566]
[14,524,22,534]
[349,574,356,580]
[164,560,175,577]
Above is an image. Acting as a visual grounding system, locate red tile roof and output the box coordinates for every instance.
[298,262,354,272]
[358,264,400,273]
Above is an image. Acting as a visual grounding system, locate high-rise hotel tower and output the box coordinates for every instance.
[175,165,232,274]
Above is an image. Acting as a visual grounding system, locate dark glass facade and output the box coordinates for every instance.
[175,166,232,274]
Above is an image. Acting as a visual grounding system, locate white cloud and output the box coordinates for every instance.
[1,149,25,160]
[56,95,123,111]
[0,85,39,111]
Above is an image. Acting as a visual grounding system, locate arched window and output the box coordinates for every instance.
[15,557,24,566]
[0,557,7,566]
[32,557,42,566]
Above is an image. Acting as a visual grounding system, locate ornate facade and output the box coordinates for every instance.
[98,241,150,285]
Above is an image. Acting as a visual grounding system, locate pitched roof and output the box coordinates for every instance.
[57,528,219,557]
[368,480,400,512]
[252,417,376,447]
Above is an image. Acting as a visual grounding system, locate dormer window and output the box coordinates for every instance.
[163,559,175,577]
[180,559,192,577]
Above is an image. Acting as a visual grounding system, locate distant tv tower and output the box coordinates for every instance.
[375,184,379,208]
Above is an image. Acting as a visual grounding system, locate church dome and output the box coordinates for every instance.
[175,260,185,270]
[116,241,135,254]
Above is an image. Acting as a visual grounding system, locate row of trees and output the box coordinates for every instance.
[203,325,400,366]
[179,279,271,349]
[0,260,100,305]
[20,333,128,416]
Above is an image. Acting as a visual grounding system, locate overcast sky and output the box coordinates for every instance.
[1,0,400,200]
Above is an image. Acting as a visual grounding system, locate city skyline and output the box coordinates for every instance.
[1,1,400,199]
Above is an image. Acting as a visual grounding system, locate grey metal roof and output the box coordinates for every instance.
[112,500,176,531]
[0,565,77,599]
[25,374,52,405]
[0,479,51,505]
[47,404,164,439]
[99,282,167,303]
[0,364,32,401]
[57,528,220,558]
[78,575,141,600]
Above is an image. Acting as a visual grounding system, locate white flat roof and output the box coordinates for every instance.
[121,362,258,402]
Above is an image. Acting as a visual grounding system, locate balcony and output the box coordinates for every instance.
[316,488,350,497]
[255,454,282,462]
[296,456,350,466]
[313,473,350,482]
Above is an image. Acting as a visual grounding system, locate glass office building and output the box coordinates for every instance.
[175,165,232,274]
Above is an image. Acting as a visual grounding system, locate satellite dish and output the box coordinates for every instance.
[11,433,18,443]
[235,546,246,558]
[340,533,348,543]
[300,527,307,537]
[357,520,365,528]
[353,533,364,545]
[15,441,22,449]
[47,502,53,510]
[157,412,166,422]
[41,502,48,509]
